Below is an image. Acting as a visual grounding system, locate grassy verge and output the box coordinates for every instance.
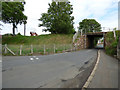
[2,34,74,56]
[2,44,73,56]
[2,34,73,45]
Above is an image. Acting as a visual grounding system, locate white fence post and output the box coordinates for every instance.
[20,45,22,55]
[44,44,46,54]
[4,44,7,54]
[54,44,56,53]
[31,45,33,54]
[5,45,16,55]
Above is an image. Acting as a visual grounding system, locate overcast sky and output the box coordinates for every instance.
[0,0,119,36]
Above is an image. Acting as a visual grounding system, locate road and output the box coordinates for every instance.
[2,49,97,88]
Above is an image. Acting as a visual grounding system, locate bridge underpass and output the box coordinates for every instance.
[74,32,107,50]
[86,32,105,49]
[86,32,105,48]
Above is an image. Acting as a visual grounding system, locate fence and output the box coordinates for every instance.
[2,44,80,56]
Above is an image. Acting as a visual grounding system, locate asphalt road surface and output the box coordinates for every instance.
[2,49,97,88]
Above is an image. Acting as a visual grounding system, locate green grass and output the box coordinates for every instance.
[2,34,74,56]
[2,34,73,45]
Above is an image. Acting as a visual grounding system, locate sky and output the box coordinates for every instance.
[0,0,119,36]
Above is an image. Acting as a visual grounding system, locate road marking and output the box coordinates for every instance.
[30,58,34,61]
[0,60,2,63]
[82,50,101,90]
[36,58,39,60]
[29,56,39,61]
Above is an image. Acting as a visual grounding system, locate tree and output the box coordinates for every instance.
[2,2,27,35]
[78,19,101,34]
[38,1,74,34]
[23,20,27,36]
[0,23,3,30]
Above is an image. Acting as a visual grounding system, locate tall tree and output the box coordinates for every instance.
[2,2,27,35]
[23,20,27,36]
[78,19,101,34]
[38,1,74,34]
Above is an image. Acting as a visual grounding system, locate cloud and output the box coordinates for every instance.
[1,0,119,35]
[70,0,118,31]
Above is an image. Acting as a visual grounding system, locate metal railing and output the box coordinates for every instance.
[73,31,80,43]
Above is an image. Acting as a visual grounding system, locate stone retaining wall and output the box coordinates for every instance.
[76,35,89,49]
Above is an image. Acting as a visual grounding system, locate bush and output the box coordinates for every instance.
[3,33,13,36]
[105,41,117,55]
[105,30,120,56]
[17,33,22,36]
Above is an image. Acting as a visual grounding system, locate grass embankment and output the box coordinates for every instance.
[2,34,73,55]
[2,34,73,45]
[105,30,120,56]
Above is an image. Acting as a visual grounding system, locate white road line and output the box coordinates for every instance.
[30,58,34,61]
[36,58,39,60]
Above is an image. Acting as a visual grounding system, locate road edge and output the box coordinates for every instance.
[82,50,101,90]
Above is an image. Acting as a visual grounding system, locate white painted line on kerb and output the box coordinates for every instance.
[82,50,101,90]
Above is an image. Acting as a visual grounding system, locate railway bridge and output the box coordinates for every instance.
[75,32,107,49]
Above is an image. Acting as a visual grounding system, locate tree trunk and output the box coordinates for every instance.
[13,23,15,36]
[24,24,26,36]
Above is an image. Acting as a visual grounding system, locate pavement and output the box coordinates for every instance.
[88,50,119,88]
[2,49,97,88]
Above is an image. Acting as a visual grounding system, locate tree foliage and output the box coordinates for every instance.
[78,19,101,34]
[38,1,74,34]
[2,2,27,35]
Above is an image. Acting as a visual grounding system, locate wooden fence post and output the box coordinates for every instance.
[54,44,56,53]
[64,44,66,51]
[4,44,7,54]
[71,44,72,52]
[75,44,77,51]
[44,44,46,54]
[20,45,22,55]
[31,45,33,54]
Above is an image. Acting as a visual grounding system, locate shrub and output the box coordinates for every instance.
[105,31,120,56]
[105,41,117,55]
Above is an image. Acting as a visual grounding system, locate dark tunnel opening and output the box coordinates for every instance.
[87,35,104,49]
